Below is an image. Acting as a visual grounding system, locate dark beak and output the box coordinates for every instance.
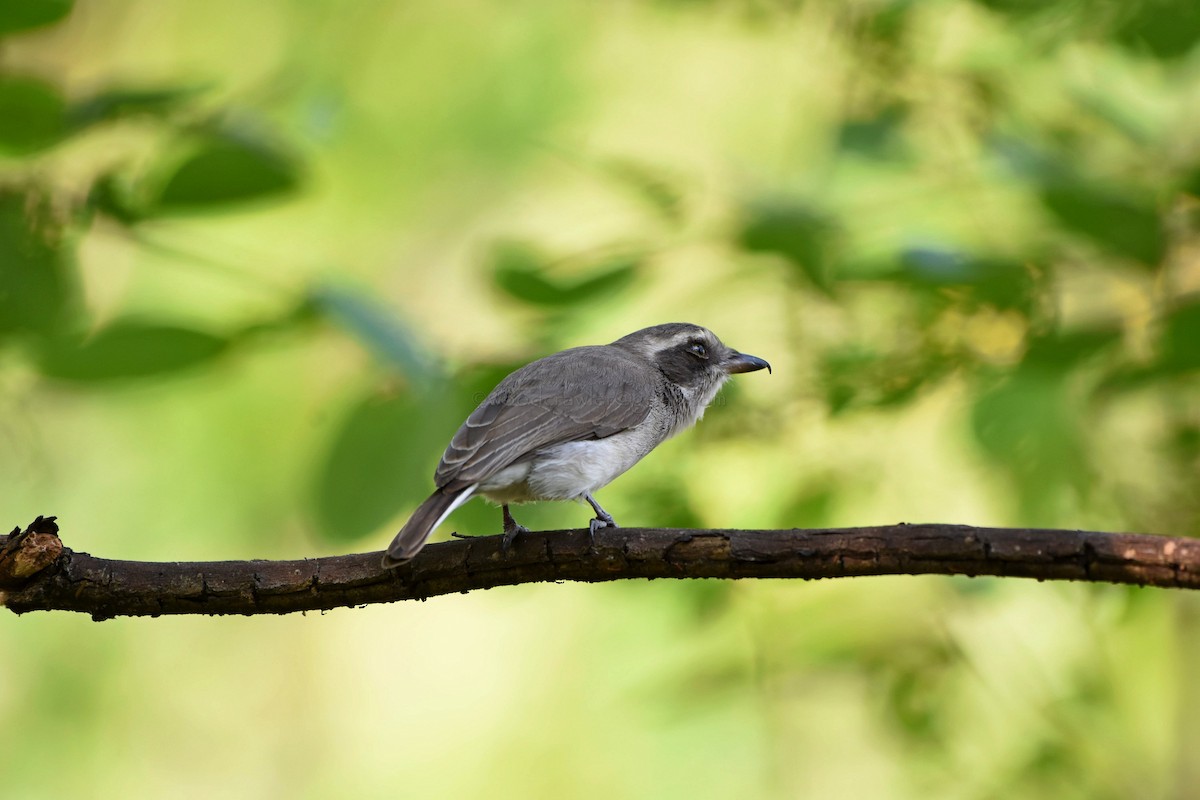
[724,351,772,375]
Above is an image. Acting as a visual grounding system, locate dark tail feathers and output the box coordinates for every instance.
[382,488,470,568]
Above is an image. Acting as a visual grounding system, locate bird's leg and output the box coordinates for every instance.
[501,505,529,551]
[585,494,618,546]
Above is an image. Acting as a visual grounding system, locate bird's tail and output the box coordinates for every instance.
[382,485,477,568]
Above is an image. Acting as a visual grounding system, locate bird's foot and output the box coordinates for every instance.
[589,515,617,534]
[584,494,617,549]
[502,522,530,551]
[501,505,529,552]
[588,514,618,547]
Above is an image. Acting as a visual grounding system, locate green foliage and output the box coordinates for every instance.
[1161,297,1200,372]
[0,186,78,341]
[0,0,73,36]
[67,84,205,129]
[601,158,688,222]
[1021,325,1123,370]
[836,104,911,161]
[150,131,302,213]
[311,388,452,543]
[820,346,955,414]
[35,320,228,382]
[895,246,1034,311]
[1038,182,1165,265]
[0,76,67,154]
[311,285,441,384]
[491,241,640,308]
[971,372,1084,515]
[972,0,1200,60]
[738,199,840,292]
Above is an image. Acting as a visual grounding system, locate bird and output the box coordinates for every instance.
[381,322,771,567]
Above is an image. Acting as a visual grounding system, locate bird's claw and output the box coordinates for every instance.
[499,504,530,553]
[588,517,617,535]
[502,523,529,552]
[588,515,618,548]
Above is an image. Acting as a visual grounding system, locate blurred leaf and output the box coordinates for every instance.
[836,104,909,160]
[311,284,441,384]
[67,85,204,129]
[491,242,639,307]
[1185,164,1200,198]
[602,159,686,222]
[820,348,952,414]
[0,76,67,154]
[898,246,1034,310]
[491,243,559,304]
[36,320,228,382]
[311,389,452,543]
[971,0,1066,15]
[1111,0,1200,59]
[972,374,1068,462]
[738,200,839,293]
[898,247,980,284]
[1070,88,1154,146]
[230,295,321,344]
[971,371,1086,515]
[1170,423,1200,462]
[821,350,875,414]
[0,186,78,341]
[1159,297,1200,372]
[855,0,913,45]
[0,0,73,36]
[149,132,301,213]
[87,172,144,225]
[1098,299,1200,393]
[987,134,1072,183]
[574,258,639,298]
[1022,325,1122,370]
[1039,183,1164,265]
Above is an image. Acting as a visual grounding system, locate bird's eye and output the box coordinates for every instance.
[687,342,708,359]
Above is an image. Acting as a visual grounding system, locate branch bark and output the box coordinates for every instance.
[1,516,1196,620]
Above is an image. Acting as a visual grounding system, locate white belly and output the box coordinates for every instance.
[476,424,665,504]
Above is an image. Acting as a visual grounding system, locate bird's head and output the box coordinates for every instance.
[612,323,770,407]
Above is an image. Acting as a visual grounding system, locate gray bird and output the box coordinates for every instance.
[382,322,770,567]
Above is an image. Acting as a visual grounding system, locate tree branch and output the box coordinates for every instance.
[1,516,1196,620]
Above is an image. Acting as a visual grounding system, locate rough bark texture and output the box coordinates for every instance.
[1,517,1197,620]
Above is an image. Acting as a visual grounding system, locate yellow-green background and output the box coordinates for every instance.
[2,1,1199,797]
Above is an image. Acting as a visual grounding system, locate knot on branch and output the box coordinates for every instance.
[0,516,63,589]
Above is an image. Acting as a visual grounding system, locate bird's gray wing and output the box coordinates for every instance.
[434,346,656,490]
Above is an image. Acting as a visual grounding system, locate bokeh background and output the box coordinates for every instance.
[3,0,1199,797]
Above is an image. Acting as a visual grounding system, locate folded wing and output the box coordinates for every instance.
[435,346,655,491]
